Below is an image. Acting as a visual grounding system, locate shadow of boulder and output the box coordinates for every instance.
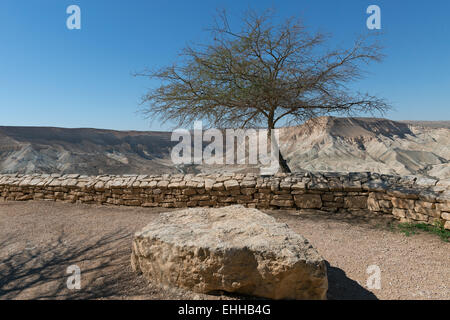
[325,261,378,300]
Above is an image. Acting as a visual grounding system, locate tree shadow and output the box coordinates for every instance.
[325,261,378,300]
[0,225,378,300]
[0,229,146,300]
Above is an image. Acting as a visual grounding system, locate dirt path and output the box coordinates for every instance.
[0,201,448,300]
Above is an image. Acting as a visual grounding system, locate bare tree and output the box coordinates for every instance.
[136,10,390,173]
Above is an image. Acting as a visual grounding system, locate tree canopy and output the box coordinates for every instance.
[136,10,390,172]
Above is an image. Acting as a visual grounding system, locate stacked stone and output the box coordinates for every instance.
[0,172,449,229]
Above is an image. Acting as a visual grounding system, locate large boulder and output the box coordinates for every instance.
[131,205,328,299]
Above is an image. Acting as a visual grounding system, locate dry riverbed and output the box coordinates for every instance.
[0,201,448,300]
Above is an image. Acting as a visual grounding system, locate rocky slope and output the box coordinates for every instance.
[280,117,450,178]
[0,126,177,175]
[0,117,448,178]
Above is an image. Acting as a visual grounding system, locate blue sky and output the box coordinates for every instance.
[0,0,449,131]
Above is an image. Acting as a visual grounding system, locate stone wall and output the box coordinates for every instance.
[1,172,449,229]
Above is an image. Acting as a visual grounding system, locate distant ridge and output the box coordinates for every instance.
[0,117,449,178]
[398,120,450,129]
[0,126,175,175]
[280,117,450,178]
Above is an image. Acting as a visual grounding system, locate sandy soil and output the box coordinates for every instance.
[0,201,448,300]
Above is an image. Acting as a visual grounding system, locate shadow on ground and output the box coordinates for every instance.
[0,230,150,299]
[325,261,378,300]
[0,229,378,300]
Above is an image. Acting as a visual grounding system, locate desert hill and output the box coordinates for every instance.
[0,126,176,175]
[0,117,449,178]
[280,117,450,178]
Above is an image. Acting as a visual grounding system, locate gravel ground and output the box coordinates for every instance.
[0,201,448,300]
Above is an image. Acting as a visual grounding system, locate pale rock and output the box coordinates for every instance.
[344,196,367,209]
[131,206,328,300]
[294,194,322,209]
[224,180,240,191]
[391,198,415,210]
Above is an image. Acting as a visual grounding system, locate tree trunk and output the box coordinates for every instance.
[268,120,291,174]
[278,148,292,173]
